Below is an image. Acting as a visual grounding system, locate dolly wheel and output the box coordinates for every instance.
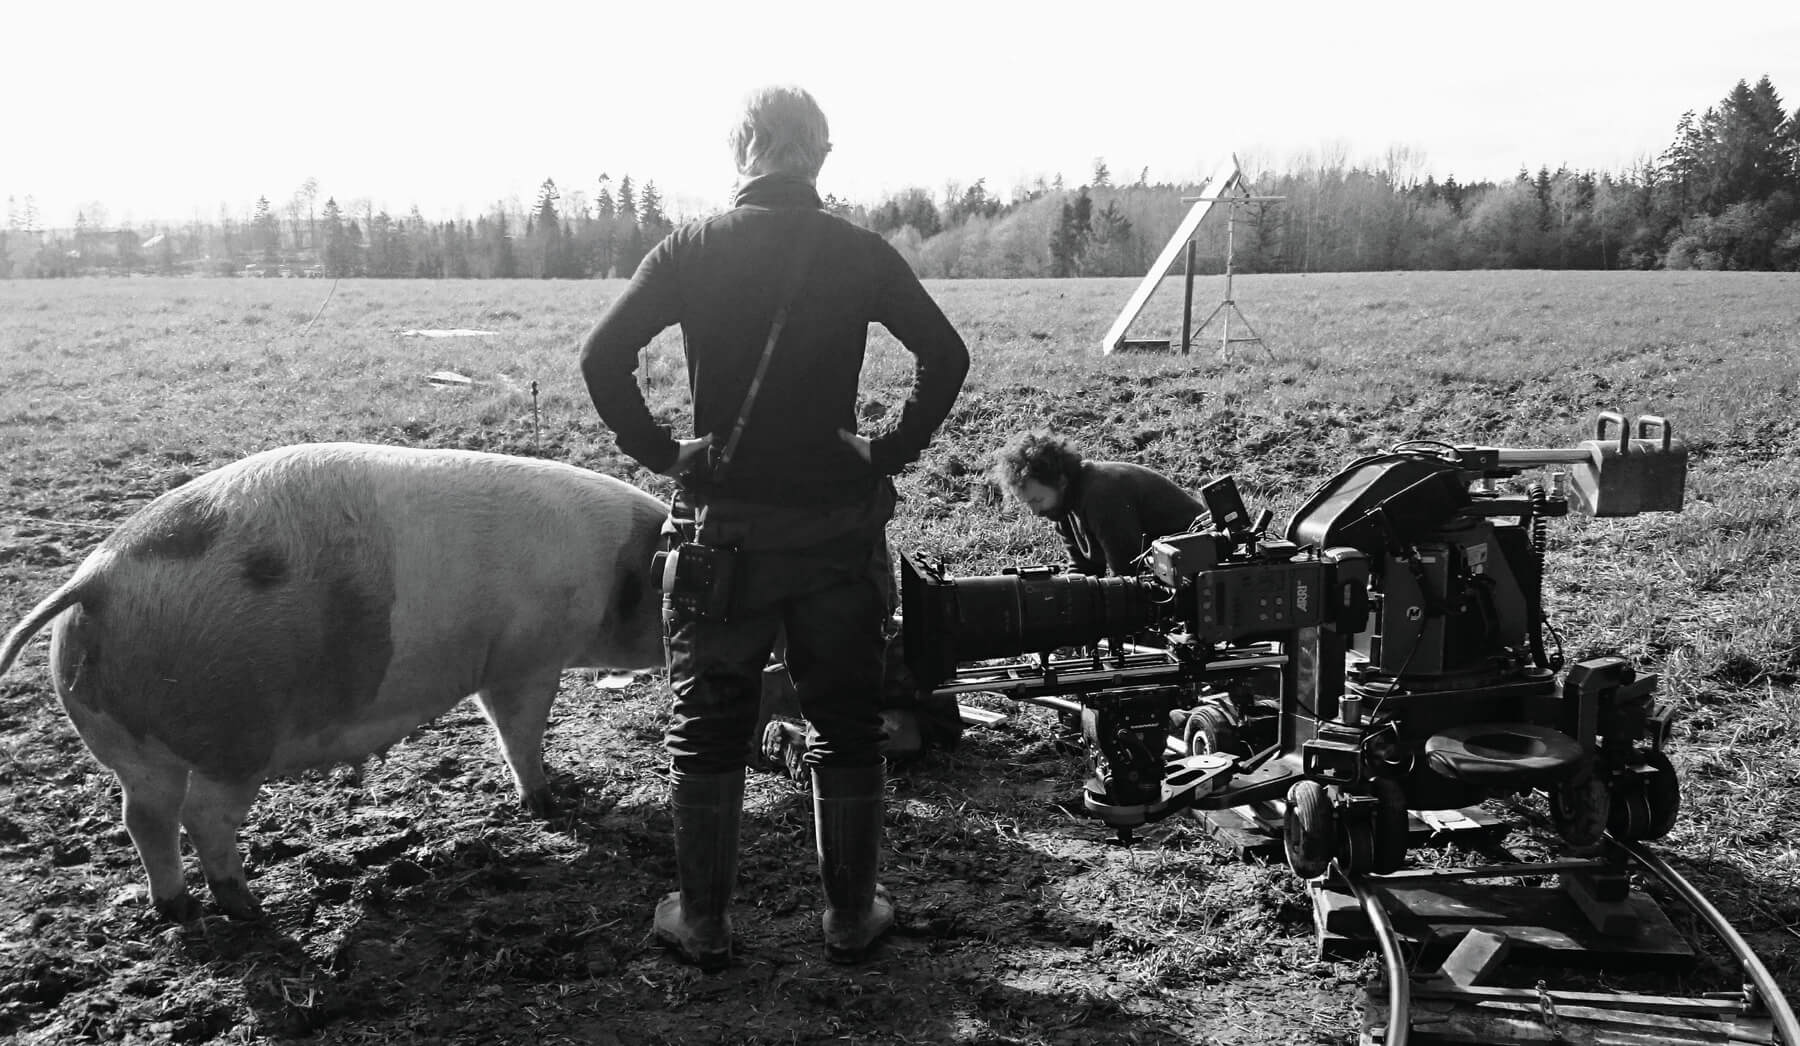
[1612,750,1681,841]
[1642,749,1682,840]
[1371,778,1410,874]
[1184,706,1243,758]
[1339,815,1375,875]
[1608,770,1652,840]
[1284,780,1335,879]
[1550,764,1610,848]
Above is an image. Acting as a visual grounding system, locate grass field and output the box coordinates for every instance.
[1,270,1798,1044]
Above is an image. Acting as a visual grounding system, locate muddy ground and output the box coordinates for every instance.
[0,653,1363,1045]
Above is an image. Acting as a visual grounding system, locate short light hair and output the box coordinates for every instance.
[993,431,1083,491]
[729,85,831,181]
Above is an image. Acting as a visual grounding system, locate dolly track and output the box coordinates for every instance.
[1346,839,1800,1046]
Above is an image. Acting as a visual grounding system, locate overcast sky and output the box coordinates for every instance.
[6,1,1798,228]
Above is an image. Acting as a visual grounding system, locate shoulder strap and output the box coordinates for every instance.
[710,211,824,485]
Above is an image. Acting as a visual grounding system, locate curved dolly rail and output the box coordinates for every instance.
[1340,842,1798,1046]
[1616,838,1800,1045]
[1341,867,1411,1046]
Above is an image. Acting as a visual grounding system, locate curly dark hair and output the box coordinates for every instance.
[991,430,1083,490]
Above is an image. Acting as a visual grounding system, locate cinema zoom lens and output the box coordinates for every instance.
[902,555,1163,685]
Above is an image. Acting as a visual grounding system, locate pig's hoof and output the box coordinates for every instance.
[153,891,201,923]
[208,879,265,921]
[522,787,561,819]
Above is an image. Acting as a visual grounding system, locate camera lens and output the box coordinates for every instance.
[903,555,1161,685]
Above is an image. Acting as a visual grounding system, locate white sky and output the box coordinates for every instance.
[5,1,1798,228]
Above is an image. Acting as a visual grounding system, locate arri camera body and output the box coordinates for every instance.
[902,412,1688,876]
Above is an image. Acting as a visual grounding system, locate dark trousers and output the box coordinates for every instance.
[665,534,889,775]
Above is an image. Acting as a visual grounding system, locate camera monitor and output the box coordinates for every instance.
[1200,476,1251,539]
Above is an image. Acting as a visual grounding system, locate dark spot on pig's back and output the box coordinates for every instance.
[611,511,660,624]
[241,548,288,589]
[615,567,645,620]
[304,563,395,724]
[110,489,227,561]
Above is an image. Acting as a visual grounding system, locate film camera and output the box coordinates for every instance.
[902,412,1687,876]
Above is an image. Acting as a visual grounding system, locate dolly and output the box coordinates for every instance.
[904,411,1688,862]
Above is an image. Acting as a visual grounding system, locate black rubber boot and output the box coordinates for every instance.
[812,763,895,963]
[653,769,745,972]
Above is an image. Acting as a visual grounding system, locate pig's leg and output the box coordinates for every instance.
[475,670,563,817]
[114,758,195,921]
[181,773,265,920]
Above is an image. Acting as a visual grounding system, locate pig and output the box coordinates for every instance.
[0,442,669,921]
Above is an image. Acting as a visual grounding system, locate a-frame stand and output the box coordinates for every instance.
[1100,153,1279,359]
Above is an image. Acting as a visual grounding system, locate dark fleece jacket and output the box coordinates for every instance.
[1055,460,1206,576]
[580,174,969,506]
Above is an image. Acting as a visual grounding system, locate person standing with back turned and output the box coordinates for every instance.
[580,85,970,970]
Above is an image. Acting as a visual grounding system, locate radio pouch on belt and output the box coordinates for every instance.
[653,214,824,622]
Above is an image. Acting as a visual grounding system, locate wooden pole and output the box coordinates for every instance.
[1221,203,1237,354]
[1181,240,1196,355]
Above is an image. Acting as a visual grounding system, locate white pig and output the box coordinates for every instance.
[0,443,669,921]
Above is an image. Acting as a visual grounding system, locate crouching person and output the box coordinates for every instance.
[580,84,969,970]
[994,430,1206,578]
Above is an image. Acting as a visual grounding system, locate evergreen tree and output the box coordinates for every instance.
[1659,110,1709,217]
[252,195,281,265]
[535,178,560,226]
[1533,166,1554,228]
[617,176,637,226]
[1086,200,1135,276]
[533,178,568,277]
[948,178,1000,225]
[639,180,670,233]
[1049,187,1092,276]
[870,187,941,238]
[595,173,616,218]
[1091,158,1112,188]
[296,177,319,251]
[1436,176,1465,218]
[493,207,517,278]
[1709,77,1790,210]
[320,197,354,277]
[367,211,410,276]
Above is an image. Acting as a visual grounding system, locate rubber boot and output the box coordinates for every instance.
[812,763,895,963]
[653,769,745,972]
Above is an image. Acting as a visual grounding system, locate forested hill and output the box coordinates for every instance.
[6,75,1796,278]
[869,74,1800,276]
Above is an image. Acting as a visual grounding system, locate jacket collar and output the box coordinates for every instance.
[1052,462,1089,521]
[734,173,824,209]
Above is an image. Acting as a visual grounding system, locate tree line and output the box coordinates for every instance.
[5,75,1796,279]
[1,174,683,280]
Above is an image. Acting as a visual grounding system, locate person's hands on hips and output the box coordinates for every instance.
[838,428,872,464]
[660,435,714,478]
